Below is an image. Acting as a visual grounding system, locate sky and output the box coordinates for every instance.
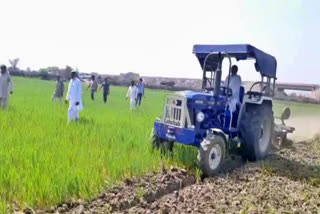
[0,0,319,83]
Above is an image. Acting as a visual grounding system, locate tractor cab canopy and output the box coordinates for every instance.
[193,44,277,79]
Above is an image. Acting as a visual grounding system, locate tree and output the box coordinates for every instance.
[39,69,49,80]
[9,58,20,70]
[63,65,73,79]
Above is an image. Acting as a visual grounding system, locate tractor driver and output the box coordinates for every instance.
[224,65,242,112]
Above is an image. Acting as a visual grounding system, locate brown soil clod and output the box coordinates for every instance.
[34,168,196,214]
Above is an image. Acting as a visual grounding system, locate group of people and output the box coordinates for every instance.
[51,71,145,123]
[0,66,146,122]
[87,75,110,103]
[0,63,240,122]
[51,72,111,123]
[126,78,145,110]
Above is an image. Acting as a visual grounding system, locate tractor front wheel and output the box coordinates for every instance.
[199,135,226,177]
[150,129,174,154]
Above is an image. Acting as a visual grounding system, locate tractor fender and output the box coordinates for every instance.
[211,128,229,142]
[201,128,228,151]
[243,95,272,105]
[200,137,211,152]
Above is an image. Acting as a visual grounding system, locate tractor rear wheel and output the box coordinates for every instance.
[199,134,226,177]
[238,102,273,161]
[150,129,174,153]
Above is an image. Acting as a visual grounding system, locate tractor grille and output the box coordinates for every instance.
[164,106,182,126]
[163,96,184,127]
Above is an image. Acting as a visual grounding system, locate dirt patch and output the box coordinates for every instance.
[33,167,196,214]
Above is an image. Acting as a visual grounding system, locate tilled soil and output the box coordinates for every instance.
[127,139,320,214]
[28,137,320,214]
[33,167,196,214]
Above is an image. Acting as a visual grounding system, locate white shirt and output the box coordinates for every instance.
[66,78,83,110]
[0,72,13,98]
[126,85,137,100]
[224,74,242,112]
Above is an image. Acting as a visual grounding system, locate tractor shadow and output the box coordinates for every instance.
[260,153,320,186]
[263,139,320,185]
[215,139,320,186]
[219,155,246,174]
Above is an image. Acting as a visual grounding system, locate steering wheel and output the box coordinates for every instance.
[220,86,232,97]
[202,87,232,97]
[202,87,213,93]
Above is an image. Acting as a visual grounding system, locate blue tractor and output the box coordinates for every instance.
[151,44,277,176]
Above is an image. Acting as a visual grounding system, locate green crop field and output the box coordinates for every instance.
[0,77,197,212]
[273,100,320,117]
[0,77,319,212]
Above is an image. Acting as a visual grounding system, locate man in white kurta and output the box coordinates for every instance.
[126,81,137,110]
[0,65,14,109]
[224,65,242,112]
[65,71,83,122]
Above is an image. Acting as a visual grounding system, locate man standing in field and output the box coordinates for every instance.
[136,78,145,107]
[87,75,98,100]
[126,80,137,110]
[0,65,14,109]
[99,78,110,104]
[52,75,64,105]
[65,71,83,123]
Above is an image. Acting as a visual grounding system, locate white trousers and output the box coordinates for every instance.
[0,97,8,108]
[228,97,239,113]
[68,105,80,122]
[130,98,136,110]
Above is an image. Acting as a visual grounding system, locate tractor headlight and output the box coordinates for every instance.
[196,112,205,122]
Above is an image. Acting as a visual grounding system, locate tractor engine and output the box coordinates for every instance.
[158,91,228,146]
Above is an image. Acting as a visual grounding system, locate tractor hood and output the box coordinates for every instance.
[175,91,215,101]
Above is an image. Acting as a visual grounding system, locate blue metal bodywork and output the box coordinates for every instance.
[154,90,239,147]
[153,44,274,147]
[154,122,197,145]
